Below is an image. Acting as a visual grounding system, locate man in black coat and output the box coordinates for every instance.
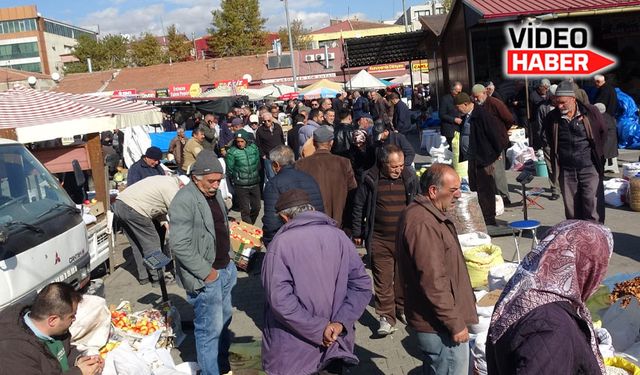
[594,74,618,117]
[439,82,463,149]
[262,145,324,246]
[455,93,506,226]
[371,121,415,167]
[390,92,413,136]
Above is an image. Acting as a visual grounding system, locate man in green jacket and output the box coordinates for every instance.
[225,129,261,224]
[169,150,237,375]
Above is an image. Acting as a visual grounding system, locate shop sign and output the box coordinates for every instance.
[155,88,169,98]
[189,83,202,97]
[112,89,137,97]
[412,62,429,72]
[262,73,337,84]
[214,79,248,89]
[368,63,405,73]
[168,84,191,97]
[138,90,156,98]
[504,22,616,76]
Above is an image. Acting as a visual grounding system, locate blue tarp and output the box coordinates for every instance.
[615,88,640,149]
[149,130,192,152]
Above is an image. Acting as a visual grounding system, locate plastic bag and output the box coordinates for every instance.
[488,262,518,291]
[449,192,487,235]
[70,295,111,354]
[464,244,504,288]
[103,343,152,375]
[602,299,640,352]
[605,356,640,375]
[507,141,537,171]
[616,88,640,150]
[458,232,492,252]
[495,195,504,216]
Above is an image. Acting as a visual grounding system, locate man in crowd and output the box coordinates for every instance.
[352,90,369,120]
[296,126,357,228]
[390,92,413,136]
[127,146,165,185]
[244,114,259,136]
[357,113,374,135]
[530,79,551,123]
[396,164,477,374]
[298,109,324,154]
[113,175,183,285]
[332,109,355,158]
[485,81,504,102]
[439,82,463,149]
[594,74,620,172]
[287,114,306,160]
[536,84,561,200]
[168,128,187,173]
[371,90,392,125]
[542,80,608,223]
[372,121,415,167]
[323,108,336,126]
[169,150,237,375]
[216,118,236,156]
[0,282,104,375]
[261,189,372,375]
[183,127,206,172]
[455,92,507,227]
[225,129,261,224]
[320,98,333,112]
[256,112,285,183]
[471,84,514,206]
[262,145,324,246]
[352,145,417,336]
[201,114,219,151]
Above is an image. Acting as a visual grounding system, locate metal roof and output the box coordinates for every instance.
[465,0,640,19]
[342,31,435,68]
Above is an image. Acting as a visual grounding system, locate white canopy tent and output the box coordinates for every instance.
[390,72,429,86]
[347,69,387,90]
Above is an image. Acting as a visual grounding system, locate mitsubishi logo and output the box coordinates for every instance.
[54,252,61,265]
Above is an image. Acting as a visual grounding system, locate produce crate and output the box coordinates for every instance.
[230,221,263,271]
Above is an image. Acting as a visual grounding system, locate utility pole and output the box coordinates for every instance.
[282,0,298,90]
[402,0,409,32]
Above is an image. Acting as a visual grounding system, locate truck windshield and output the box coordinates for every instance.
[0,144,76,227]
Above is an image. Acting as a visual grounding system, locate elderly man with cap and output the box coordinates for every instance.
[127,146,165,186]
[113,175,184,285]
[372,121,415,167]
[183,127,206,173]
[535,84,561,200]
[455,92,508,227]
[261,189,372,375]
[296,126,357,229]
[256,112,285,182]
[169,150,237,375]
[471,83,515,206]
[225,129,261,224]
[542,80,608,223]
[356,113,374,135]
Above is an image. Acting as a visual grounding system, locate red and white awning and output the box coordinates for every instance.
[0,85,162,143]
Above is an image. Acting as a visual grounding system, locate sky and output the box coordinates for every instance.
[6,0,434,38]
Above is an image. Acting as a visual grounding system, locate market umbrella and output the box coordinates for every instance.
[0,85,162,143]
[346,69,387,90]
[278,92,300,101]
[300,79,343,93]
[300,88,339,100]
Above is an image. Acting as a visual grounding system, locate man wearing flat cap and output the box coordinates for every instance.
[296,126,357,229]
[261,189,372,375]
[542,80,608,223]
[169,149,237,375]
[127,146,165,186]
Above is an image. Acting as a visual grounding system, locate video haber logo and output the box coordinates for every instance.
[504,22,616,77]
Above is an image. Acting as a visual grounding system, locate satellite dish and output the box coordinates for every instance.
[27,76,37,86]
[242,74,252,83]
[51,72,61,82]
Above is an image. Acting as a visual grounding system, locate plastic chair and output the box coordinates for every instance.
[509,220,541,263]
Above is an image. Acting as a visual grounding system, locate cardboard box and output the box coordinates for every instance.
[230,221,263,271]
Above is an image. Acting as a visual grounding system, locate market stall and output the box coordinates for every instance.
[346,69,387,90]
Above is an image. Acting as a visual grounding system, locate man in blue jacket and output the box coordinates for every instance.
[390,92,413,136]
[262,145,324,246]
[127,146,165,185]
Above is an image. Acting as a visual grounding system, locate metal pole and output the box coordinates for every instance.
[402,0,409,32]
[283,0,299,91]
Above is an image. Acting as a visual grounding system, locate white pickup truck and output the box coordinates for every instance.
[0,139,91,310]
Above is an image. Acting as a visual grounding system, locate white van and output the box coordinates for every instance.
[0,139,90,310]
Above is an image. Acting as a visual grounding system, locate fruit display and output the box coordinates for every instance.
[110,309,162,336]
[610,276,640,308]
[98,341,120,359]
[416,166,428,177]
[230,221,263,249]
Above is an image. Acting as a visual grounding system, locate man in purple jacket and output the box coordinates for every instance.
[261,189,372,375]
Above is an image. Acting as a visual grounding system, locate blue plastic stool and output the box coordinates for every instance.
[509,220,541,263]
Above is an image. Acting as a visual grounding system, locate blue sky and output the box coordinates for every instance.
[6,0,432,37]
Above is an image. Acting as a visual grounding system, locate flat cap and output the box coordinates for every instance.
[275,189,311,212]
[190,150,224,176]
[313,125,334,142]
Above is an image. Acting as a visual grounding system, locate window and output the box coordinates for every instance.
[0,19,37,35]
[8,62,42,73]
[44,21,96,40]
[0,42,40,60]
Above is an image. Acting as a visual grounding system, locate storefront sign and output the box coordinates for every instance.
[214,79,248,89]
[137,90,156,98]
[504,22,616,76]
[112,89,137,98]
[412,62,429,72]
[168,84,191,97]
[155,88,169,98]
[262,73,337,84]
[189,83,202,97]
[368,63,405,73]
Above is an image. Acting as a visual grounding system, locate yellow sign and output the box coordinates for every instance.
[368,63,405,72]
[189,83,202,97]
[412,62,429,72]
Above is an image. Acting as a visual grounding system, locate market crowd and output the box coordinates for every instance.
[0,77,619,375]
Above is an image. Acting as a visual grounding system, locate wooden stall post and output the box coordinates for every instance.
[86,133,107,212]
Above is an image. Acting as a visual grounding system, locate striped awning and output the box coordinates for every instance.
[0,85,162,143]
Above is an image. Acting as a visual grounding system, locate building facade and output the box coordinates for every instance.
[0,5,96,75]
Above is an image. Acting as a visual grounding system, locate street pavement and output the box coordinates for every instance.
[103,147,640,375]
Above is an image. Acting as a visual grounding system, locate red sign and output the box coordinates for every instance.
[506,50,616,76]
[138,90,156,98]
[214,79,248,89]
[112,89,137,97]
[168,84,191,97]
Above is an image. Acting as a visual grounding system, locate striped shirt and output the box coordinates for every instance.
[374,175,407,238]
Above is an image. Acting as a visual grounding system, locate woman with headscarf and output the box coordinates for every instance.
[486,220,613,374]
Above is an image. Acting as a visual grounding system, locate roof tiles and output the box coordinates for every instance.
[466,0,640,19]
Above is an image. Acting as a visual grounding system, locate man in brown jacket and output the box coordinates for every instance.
[295,126,357,228]
[396,163,478,374]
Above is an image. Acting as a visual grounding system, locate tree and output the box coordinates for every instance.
[129,33,165,67]
[208,0,267,57]
[442,0,453,12]
[68,34,128,73]
[277,19,312,51]
[166,24,192,62]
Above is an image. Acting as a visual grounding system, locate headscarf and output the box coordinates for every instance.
[488,220,613,373]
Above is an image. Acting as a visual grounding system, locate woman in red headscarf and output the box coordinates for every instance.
[486,220,613,374]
